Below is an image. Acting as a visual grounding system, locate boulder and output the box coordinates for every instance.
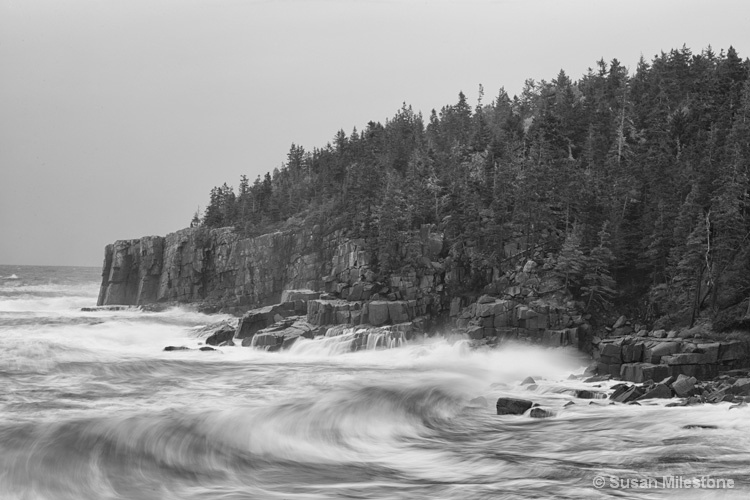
[659,375,677,387]
[612,326,634,337]
[246,318,315,350]
[575,390,605,399]
[611,385,645,403]
[671,374,697,397]
[477,294,496,304]
[705,388,728,403]
[730,378,750,396]
[163,345,190,351]
[205,325,235,346]
[529,407,555,418]
[237,303,294,339]
[613,315,627,329]
[635,383,672,400]
[496,398,534,415]
[252,332,283,347]
[521,376,536,385]
[645,342,680,364]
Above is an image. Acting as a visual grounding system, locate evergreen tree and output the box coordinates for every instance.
[582,222,617,310]
[553,223,587,293]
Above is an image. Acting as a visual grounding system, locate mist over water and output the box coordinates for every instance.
[1,266,748,499]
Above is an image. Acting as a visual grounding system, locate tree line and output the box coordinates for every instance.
[197,46,750,329]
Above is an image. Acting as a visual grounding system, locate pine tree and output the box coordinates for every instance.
[553,223,587,293]
[582,222,617,310]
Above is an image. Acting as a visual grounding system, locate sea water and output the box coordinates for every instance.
[1,265,749,499]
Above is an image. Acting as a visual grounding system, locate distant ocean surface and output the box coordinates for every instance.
[1,265,749,499]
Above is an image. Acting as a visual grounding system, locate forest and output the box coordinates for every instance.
[196,46,750,331]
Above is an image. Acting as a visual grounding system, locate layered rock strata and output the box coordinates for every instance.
[98,225,449,317]
[592,332,750,381]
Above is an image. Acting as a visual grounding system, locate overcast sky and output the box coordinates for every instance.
[1,0,749,266]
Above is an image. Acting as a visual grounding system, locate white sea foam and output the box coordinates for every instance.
[3,269,750,499]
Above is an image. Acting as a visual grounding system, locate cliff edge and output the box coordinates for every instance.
[97,224,448,316]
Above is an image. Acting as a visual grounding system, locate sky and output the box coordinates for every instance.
[1,0,749,267]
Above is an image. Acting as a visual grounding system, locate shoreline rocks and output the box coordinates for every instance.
[592,333,750,382]
[606,369,750,405]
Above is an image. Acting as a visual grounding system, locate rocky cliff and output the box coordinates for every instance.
[97,224,450,316]
[98,226,331,312]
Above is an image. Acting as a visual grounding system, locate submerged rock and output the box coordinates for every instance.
[496,398,534,415]
[163,346,190,351]
[81,305,136,312]
[529,407,555,418]
[468,396,488,407]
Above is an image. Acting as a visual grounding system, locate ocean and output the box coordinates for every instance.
[1,265,748,499]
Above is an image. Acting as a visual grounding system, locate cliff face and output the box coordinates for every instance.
[97,225,450,315]
[98,226,331,312]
